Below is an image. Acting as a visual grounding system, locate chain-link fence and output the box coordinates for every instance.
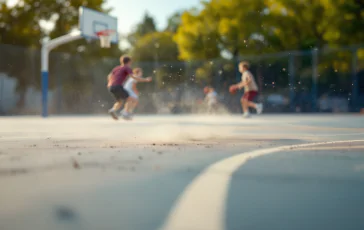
[1,43,363,115]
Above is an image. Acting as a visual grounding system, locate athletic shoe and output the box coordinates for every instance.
[243,113,251,118]
[120,110,132,120]
[256,103,263,114]
[108,109,118,120]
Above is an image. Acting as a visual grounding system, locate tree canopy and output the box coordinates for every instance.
[127,12,157,46]
[131,31,179,62]
[174,0,364,60]
[2,0,362,60]
[0,0,108,48]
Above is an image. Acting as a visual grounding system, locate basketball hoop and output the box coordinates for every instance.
[96,29,115,48]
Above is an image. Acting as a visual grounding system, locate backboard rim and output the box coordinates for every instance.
[79,6,118,44]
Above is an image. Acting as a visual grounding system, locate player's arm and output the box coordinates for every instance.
[107,73,113,86]
[235,73,252,89]
[129,74,152,83]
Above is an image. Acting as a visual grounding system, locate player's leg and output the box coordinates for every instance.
[108,100,123,120]
[117,87,132,120]
[247,91,263,114]
[122,90,138,117]
[129,99,138,113]
[208,102,218,114]
[120,97,134,120]
[124,97,136,113]
[213,103,219,113]
[241,95,250,118]
[108,86,126,120]
[247,101,257,109]
[112,100,123,111]
[123,98,131,113]
[207,102,212,114]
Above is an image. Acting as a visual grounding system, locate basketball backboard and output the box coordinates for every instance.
[79,7,118,44]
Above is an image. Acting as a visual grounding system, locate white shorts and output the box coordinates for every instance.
[125,87,138,99]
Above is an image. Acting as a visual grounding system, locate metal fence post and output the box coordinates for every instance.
[235,57,240,83]
[0,75,3,113]
[351,49,358,112]
[56,69,62,114]
[154,41,159,92]
[312,48,318,112]
[288,54,295,112]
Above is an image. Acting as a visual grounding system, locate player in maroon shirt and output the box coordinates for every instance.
[107,56,151,120]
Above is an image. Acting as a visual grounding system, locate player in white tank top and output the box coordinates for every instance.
[124,77,138,99]
[121,68,152,118]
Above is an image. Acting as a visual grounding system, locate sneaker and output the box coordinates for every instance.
[108,109,118,120]
[120,110,132,120]
[243,113,251,118]
[256,103,263,114]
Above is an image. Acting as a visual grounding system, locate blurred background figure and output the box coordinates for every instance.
[204,86,218,114]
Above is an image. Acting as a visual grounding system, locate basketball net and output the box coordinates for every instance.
[96,30,115,48]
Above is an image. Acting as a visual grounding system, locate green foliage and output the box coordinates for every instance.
[131,31,179,62]
[174,0,268,60]
[0,1,43,47]
[127,12,157,46]
[174,0,364,60]
[0,0,109,48]
[165,11,182,33]
[174,9,220,60]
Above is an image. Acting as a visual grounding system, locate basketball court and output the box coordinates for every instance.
[0,115,364,230]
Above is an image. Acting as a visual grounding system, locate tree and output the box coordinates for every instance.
[174,7,220,60]
[131,31,179,62]
[0,0,109,48]
[174,0,270,60]
[211,0,268,56]
[324,0,364,45]
[264,0,364,50]
[128,12,157,46]
[0,0,115,111]
[0,1,43,47]
[165,11,182,33]
[175,0,364,59]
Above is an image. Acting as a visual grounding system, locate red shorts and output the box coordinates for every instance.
[242,91,258,101]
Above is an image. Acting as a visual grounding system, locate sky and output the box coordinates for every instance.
[6,0,201,48]
[105,0,201,34]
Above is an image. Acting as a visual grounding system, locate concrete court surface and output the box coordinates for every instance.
[0,114,364,230]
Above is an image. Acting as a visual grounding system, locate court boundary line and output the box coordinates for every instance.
[160,139,364,230]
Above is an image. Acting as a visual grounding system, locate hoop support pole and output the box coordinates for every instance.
[41,30,82,117]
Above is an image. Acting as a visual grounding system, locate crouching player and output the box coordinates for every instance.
[122,68,152,118]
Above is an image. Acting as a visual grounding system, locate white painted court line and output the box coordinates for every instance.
[160,139,364,230]
[304,132,364,137]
